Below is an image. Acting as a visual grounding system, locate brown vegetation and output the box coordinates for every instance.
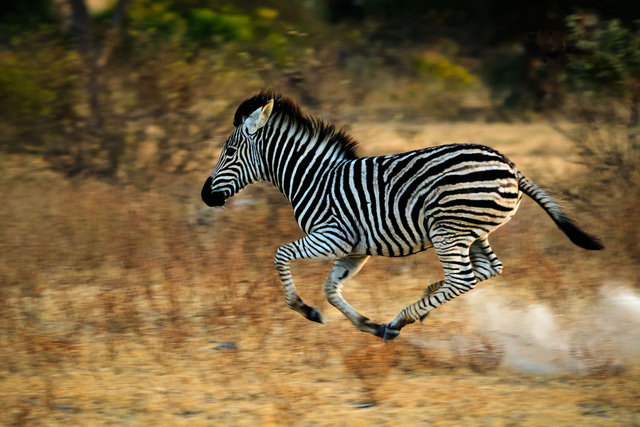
[1,121,639,425]
[2,3,639,424]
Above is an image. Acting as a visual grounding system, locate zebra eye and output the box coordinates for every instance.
[225,146,237,157]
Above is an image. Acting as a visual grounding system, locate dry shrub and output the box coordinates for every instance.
[552,94,640,285]
[0,170,214,361]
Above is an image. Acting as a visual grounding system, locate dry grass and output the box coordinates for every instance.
[1,122,639,425]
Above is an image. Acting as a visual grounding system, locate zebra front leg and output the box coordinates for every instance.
[323,256,387,338]
[383,235,477,341]
[274,232,352,325]
[274,250,323,323]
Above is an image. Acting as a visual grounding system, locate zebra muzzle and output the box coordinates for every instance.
[201,177,227,207]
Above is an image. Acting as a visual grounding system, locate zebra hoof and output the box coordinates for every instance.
[382,325,400,342]
[307,306,324,324]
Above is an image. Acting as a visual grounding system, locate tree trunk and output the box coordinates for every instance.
[68,0,103,135]
[67,0,131,175]
[98,0,132,68]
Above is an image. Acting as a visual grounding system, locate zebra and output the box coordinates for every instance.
[201,92,603,341]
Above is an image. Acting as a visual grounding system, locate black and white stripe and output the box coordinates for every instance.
[202,92,603,341]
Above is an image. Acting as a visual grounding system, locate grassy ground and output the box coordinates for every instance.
[1,121,639,425]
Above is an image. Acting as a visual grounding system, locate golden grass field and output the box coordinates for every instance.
[1,121,639,425]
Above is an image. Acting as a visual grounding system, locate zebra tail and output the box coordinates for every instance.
[517,172,604,250]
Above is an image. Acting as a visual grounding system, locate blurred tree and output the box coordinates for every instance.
[560,15,640,182]
[565,15,640,130]
[65,0,131,174]
[3,0,640,178]
[322,0,640,111]
[68,0,103,134]
[554,15,640,270]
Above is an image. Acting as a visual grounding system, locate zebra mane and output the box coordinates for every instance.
[234,92,359,160]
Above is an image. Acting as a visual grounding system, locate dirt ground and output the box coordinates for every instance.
[1,121,639,425]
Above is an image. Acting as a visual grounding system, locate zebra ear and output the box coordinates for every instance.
[244,99,274,134]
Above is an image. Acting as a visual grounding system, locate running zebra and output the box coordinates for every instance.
[201,92,603,341]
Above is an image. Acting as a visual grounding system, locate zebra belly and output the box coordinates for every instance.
[368,238,433,257]
[350,201,433,257]
[348,227,433,257]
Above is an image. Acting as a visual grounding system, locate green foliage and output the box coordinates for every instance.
[126,1,184,41]
[112,0,308,71]
[125,1,270,49]
[0,53,55,119]
[185,8,253,44]
[0,44,78,125]
[0,0,494,174]
[412,54,475,91]
[564,16,640,97]
[559,15,640,202]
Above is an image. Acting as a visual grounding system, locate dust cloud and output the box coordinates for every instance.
[410,283,640,375]
[462,283,640,375]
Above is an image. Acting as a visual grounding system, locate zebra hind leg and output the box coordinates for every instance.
[323,256,388,337]
[418,236,502,323]
[469,236,503,282]
[418,280,444,323]
[382,234,477,341]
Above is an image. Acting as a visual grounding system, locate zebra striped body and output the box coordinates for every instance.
[202,93,603,340]
[327,145,521,258]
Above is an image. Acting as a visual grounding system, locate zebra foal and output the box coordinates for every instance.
[201,93,603,341]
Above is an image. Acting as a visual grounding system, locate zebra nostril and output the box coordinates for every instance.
[201,177,227,207]
[202,190,227,207]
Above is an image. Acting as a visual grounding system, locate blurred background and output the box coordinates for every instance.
[1,0,640,424]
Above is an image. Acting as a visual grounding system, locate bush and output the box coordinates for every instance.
[412,54,475,91]
[186,8,253,45]
[561,15,640,182]
[557,15,640,270]
[0,37,80,152]
[564,17,640,97]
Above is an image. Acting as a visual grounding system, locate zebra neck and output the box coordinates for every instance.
[260,121,349,206]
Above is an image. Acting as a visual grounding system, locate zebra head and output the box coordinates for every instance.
[202,98,274,207]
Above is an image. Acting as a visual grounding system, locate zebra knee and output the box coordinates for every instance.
[284,293,303,311]
[473,262,503,282]
[422,280,445,298]
[323,290,341,310]
[475,266,498,281]
[431,275,477,304]
[470,252,503,282]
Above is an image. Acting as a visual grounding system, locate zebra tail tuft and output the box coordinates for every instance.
[517,173,604,250]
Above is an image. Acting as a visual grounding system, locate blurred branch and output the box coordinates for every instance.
[68,0,103,135]
[97,0,132,68]
[66,0,131,175]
